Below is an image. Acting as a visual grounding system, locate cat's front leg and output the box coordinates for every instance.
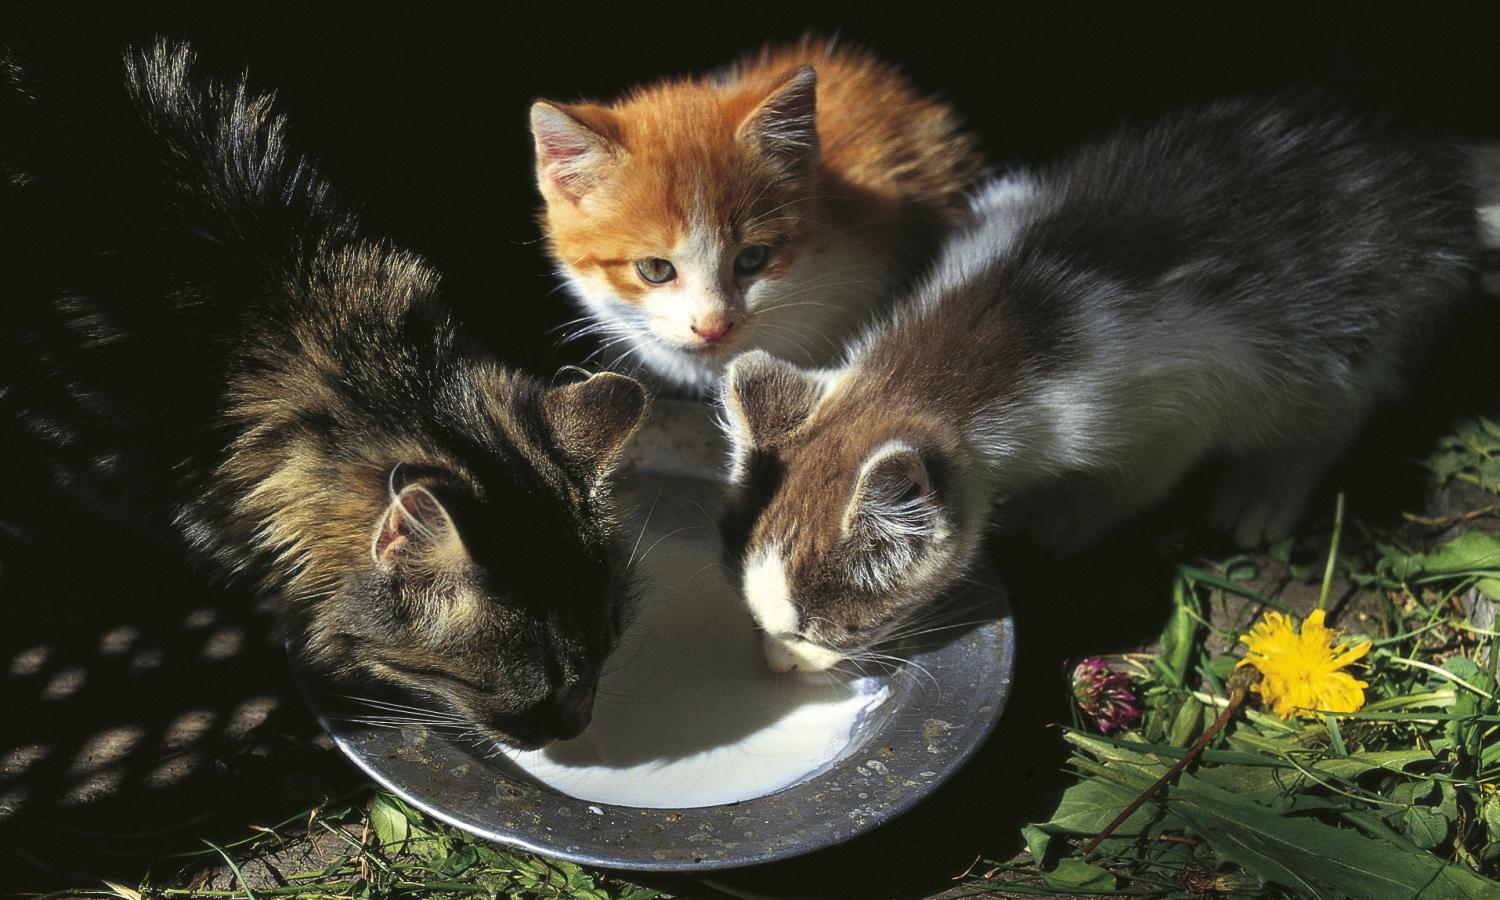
[1025,431,1209,555]
[1025,478,1137,557]
[1206,417,1362,547]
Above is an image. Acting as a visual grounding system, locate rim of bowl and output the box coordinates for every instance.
[298,399,1015,870]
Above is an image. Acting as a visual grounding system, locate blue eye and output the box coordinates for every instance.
[635,258,676,284]
[734,245,771,276]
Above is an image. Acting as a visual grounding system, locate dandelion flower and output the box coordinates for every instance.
[1237,609,1370,719]
[1070,657,1142,734]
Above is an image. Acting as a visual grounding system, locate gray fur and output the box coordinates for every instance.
[722,96,1478,670]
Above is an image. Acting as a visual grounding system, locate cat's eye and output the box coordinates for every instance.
[734,245,771,276]
[635,258,676,284]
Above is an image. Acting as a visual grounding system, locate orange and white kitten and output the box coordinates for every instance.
[530,38,985,392]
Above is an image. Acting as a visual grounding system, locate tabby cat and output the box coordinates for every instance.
[0,40,646,747]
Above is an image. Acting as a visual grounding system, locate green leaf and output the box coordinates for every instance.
[1439,781,1459,822]
[1168,696,1203,748]
[1156,577,1202,690]
[1042,858,1117,892]
[1042,778,1185,837]
[1397,532,1500,580]
[1390,779,1439,808]
[437,842,480,877]
[1160,772,1495,898]
[1207,653,1237,682]
[1484,795,1500,842]
[1401,804,1451,850]
[1021,823,1052,866]
[1426,419,1500,491]
[1194,763,1344,813]
[368,794,410,851]
[1310,749,1436,781]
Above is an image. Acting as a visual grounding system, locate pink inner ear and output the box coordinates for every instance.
[538,133,589,166]
[375,503,408,564]
[374,487,449,565]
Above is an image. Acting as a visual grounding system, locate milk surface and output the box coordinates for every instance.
[498,474,890,808]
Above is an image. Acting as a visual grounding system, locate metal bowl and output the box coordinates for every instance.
[301,399,1014,871]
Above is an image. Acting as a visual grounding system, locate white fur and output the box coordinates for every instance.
[742,546,797,637]
[761,632,844,673]
[567,224,892,393]
[833,175,1040,372]
[843,442,935,541]
[742,547,844,672]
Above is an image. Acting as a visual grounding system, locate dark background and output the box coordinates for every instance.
[4,3,1500,896]
[13,1,1500,375]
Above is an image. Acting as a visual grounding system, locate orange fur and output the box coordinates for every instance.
[532,37,986,391]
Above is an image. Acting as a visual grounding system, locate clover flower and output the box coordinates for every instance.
[1071,657,1142,735]
[1237,609,1370,719]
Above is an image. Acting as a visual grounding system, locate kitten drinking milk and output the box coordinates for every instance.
[719,97,1477,672]
[1,40,647,747]
[530,37,985,392]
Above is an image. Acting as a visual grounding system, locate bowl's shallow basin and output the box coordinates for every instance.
[300,399,1014,870]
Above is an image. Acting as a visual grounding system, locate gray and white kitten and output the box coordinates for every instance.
[718,97,1477,672]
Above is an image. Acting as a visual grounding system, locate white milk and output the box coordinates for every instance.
[498,475,890,809]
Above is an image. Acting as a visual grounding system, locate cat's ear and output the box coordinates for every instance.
[842,441,943,589]
[721,350,820,450]
[373,484,467,572]
[530,101,622,203]
[737,65,820,169]
[540,371,648,482]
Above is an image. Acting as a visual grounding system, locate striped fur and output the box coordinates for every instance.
[0,40,645,748]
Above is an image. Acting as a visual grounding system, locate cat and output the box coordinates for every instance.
[0,39,648,748]
[529,36,986,393]
[717,96,1477,673]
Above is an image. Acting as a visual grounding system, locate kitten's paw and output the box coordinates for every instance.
[1207,481,1309,548]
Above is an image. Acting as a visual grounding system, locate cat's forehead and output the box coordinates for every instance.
[750,417,883,545]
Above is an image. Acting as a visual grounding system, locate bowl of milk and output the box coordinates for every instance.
[304,399,1014,870]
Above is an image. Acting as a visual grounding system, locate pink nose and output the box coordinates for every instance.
[691,319,732,343]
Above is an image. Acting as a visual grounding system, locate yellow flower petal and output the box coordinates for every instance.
[1239,608,1370,720]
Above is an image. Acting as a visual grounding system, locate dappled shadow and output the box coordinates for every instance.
[0,494,360,891]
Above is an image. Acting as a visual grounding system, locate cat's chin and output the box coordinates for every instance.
[679,339,737,356]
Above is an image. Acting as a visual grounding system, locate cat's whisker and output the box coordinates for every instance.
[683,559,729,585]
[849,650,940,691]
[335,693,468,719]
[632,524,704,571]
[625,488,664,572]
[546,315,596,337]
